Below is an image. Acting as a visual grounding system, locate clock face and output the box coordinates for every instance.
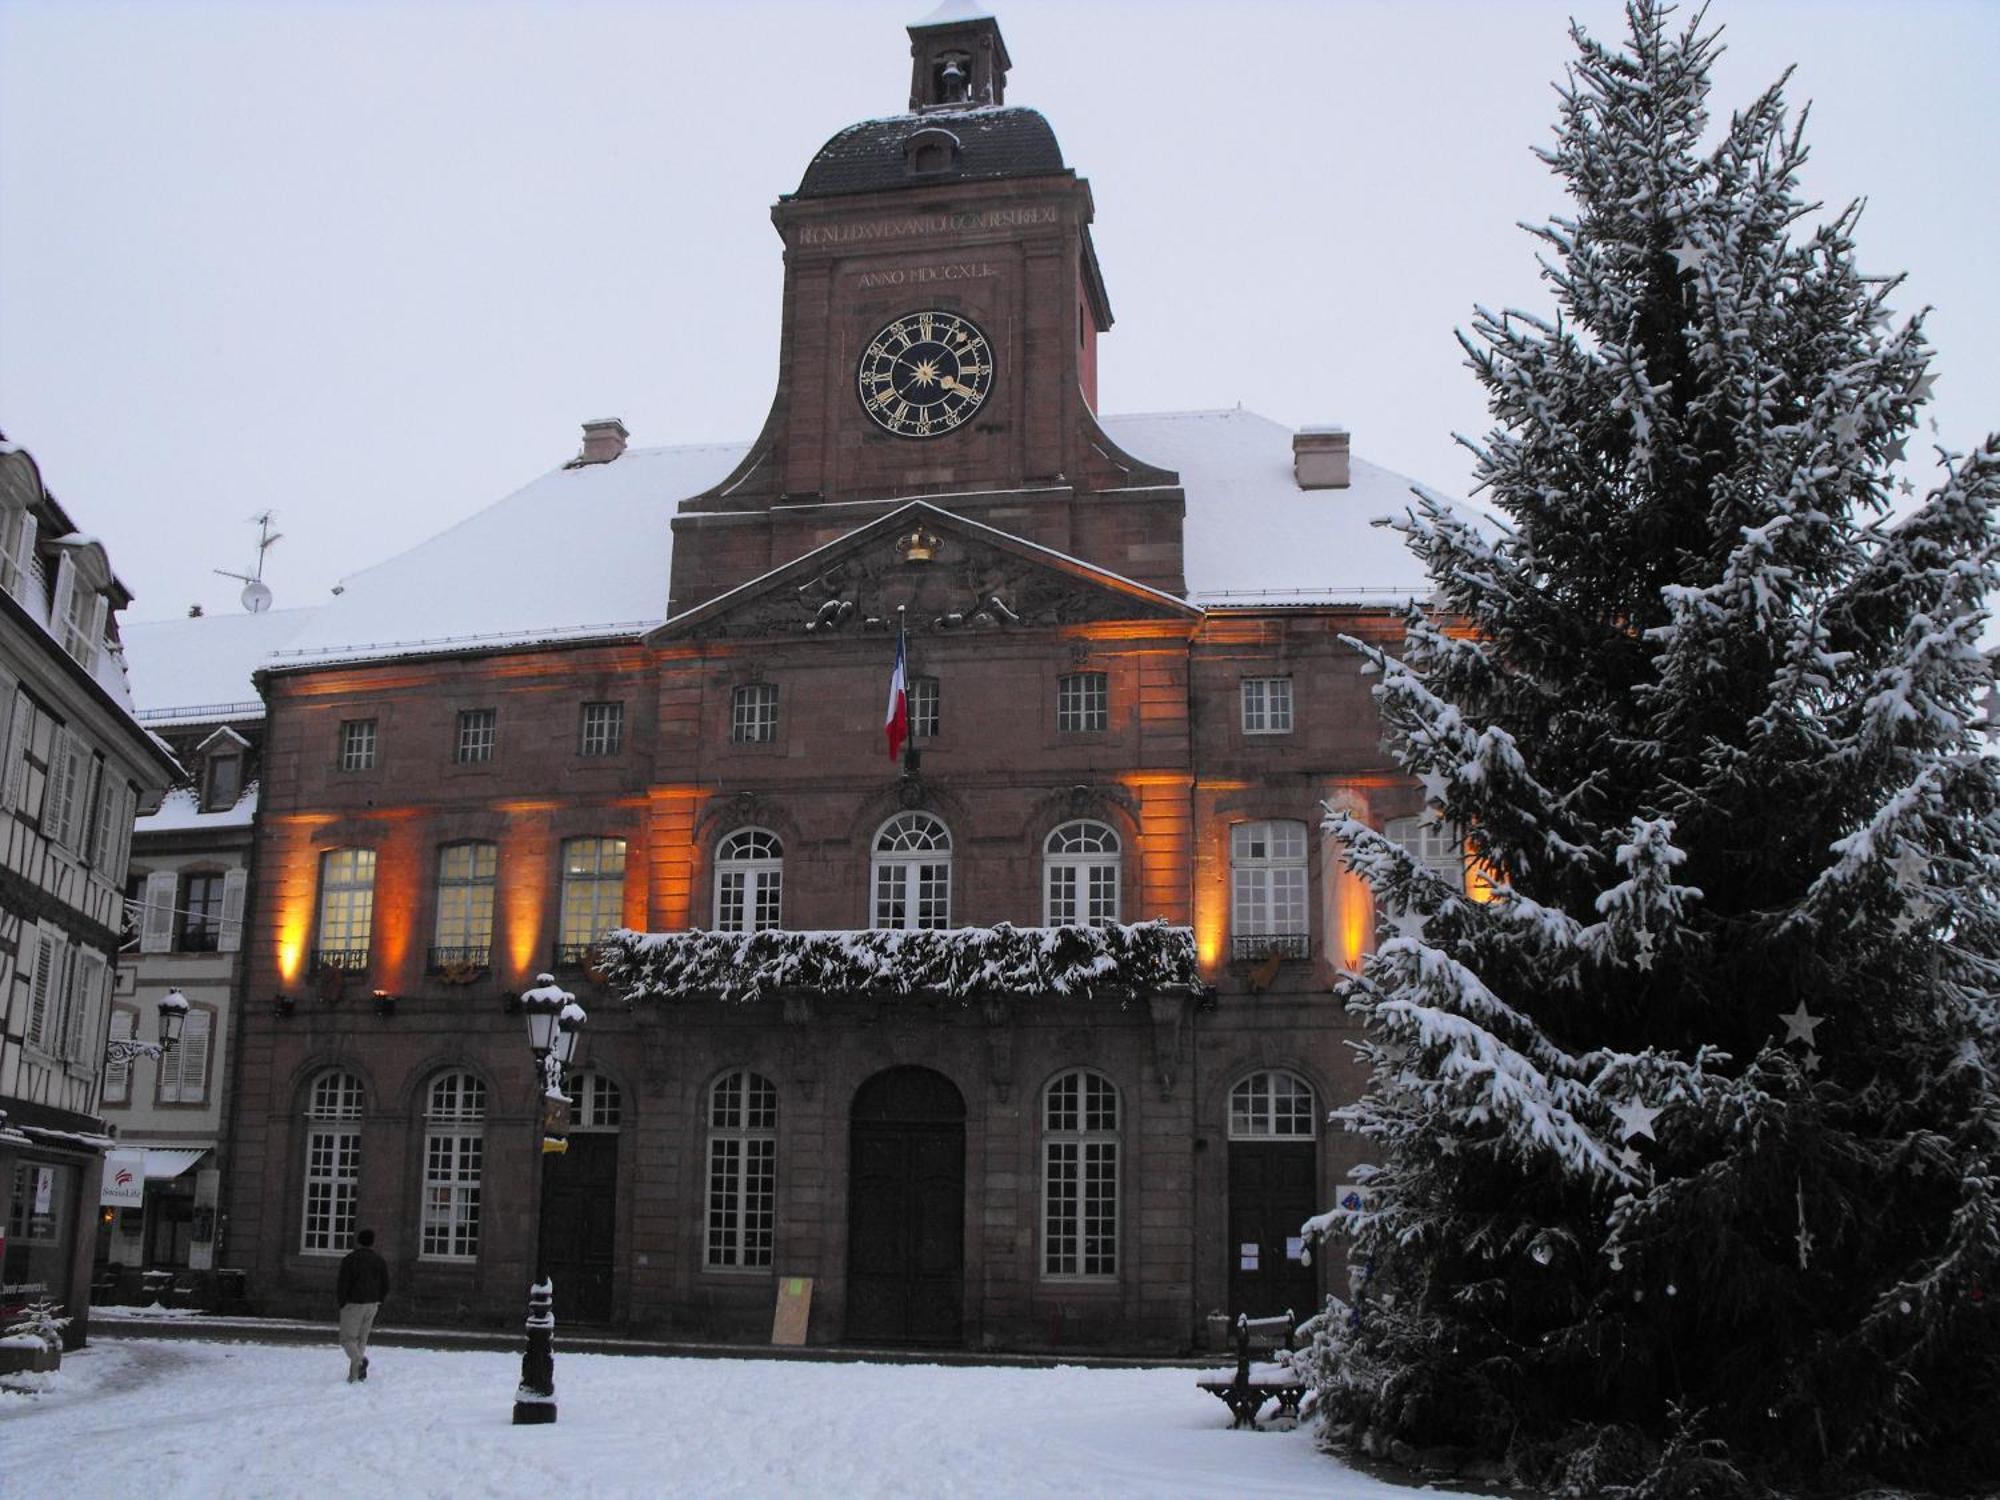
[856,310,993,439]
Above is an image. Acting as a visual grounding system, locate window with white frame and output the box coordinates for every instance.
[420,1072,485,1260]
[908,676,940,741]
[706,1070,777,1269]
[301,1070,365,1254]
[339,718,377,772]
[1044,820,1121,927]
[21,922,65,1055]
[565,1070,623,1131]
[1385,815,1467,888]
[454,708,497,764]
[1240,677,1294,735]
[0,507,36,602]
[1056,671,1108,733]
[1230,820,1310,959]
[1043,1069,1119,1278]
[157,1007,212,1104]
[1228,1070,1317,1139]
[48,546,107,671]
[872,812,951,929]
[714,828,783,933]
[731,683,778,744]
[433,842,497,964]
[2,688,57,827]
[315,848,376,969]
[559,837,626,961]
[579,701,624,757]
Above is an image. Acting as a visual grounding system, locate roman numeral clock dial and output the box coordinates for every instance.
[856,310,993,438]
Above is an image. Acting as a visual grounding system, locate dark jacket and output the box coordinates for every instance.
[336,1245,391,1307]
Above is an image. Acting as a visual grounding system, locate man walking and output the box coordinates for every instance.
[336,1227,390,1383]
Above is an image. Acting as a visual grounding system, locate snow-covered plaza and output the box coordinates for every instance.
[0,1336,1494,1500]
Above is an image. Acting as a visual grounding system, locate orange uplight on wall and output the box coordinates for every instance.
[1336,866,1374,972]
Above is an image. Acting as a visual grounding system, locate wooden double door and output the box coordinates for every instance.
[1227,1140,1319,1319]
[846,1067,966,1346]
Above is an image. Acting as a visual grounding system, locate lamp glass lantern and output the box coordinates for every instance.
[158,988,190,1050]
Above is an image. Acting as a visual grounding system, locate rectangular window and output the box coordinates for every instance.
[705,1136,777,1268]
[1043,1140,1119,1277]
[339,719,377,772]
[203,753,243,811]
[0,510,35,602]
[908,676,940,740]
[158,1009,212,1104]
[731,683,778,744]
[558,837,627,963]
[1231,819,1310,959]
[1057,672,1108,733]
[3,692,55,824]
[301,1127,360,1254]
[315,848,377,969]
[420,1130,483,1260]
[103,1008,136,1105]
[432,842,497,962]
[1240,677,1294,735]
[178,872,225,952]
[579,701,624,757]
[454,708,496,764]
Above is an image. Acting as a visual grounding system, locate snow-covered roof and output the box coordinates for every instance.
[1102,408,1433,606]
[120,607,319,723]
[136,784,259,832]
[268,443,745,669]
[253,410,1436,672]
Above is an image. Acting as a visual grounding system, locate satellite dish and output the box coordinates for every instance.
[241,580,273,614]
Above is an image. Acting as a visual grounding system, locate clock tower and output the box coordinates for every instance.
[667,3,1185,617]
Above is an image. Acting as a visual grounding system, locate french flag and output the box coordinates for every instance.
[884,625,909,763]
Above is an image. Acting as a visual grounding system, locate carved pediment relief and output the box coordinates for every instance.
[662,506,1195,642]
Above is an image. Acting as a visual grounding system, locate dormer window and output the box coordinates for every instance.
[45,536,113,672]
[195,725,251,813]
[903,126,962,178]
[0,508,36,603]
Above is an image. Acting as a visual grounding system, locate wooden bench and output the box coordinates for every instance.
[1195,1311,1308,1430]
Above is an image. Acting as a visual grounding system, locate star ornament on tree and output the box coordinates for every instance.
[1907,370,1938,403]
[1669,238,1709,275]
[1891,845,1927,889]
[1779,1002,1824,1048]
[1614,1098,1662,1142]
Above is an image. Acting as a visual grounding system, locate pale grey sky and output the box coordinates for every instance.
[1,0,1993,622]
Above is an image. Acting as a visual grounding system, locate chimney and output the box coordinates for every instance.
[1293,425,1351,490]
[576,417,629,466]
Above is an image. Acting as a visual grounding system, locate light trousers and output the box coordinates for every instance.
[338,1301,380,1380]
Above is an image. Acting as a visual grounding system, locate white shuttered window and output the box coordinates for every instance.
[159,1009,212,1104]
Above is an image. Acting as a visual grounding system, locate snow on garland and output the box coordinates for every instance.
[597,920,1202,1006]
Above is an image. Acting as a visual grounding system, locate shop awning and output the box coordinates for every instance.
[142,1148,210,1180]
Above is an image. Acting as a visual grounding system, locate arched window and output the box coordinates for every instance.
[1044,821,1120,927]
[433,841,497,967]
[1230,820,1308,960]
[559,837,627,965]
[566,1069,623,1131]
[1043,1069,1119,1278]
[315,849,377,971]
[706,1071,777,1269]
[715,829,783,934]
[301,1069,365,1254]
[1228,1070,1317,1139]
[420,1072,486,1261]
[872,813,951,929]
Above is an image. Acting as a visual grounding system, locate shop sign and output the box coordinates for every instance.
[102,1150,145,1209]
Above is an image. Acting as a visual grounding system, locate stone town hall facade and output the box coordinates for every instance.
[220,7,1449,1351]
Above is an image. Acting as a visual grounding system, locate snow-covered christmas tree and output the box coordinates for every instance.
[1303,4,2000,1494]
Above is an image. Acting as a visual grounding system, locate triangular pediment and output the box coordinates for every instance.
[651,502,1199,643]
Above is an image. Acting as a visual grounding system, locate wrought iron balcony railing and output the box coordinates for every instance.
[1231,932,1309,963]
[309,948,371,976]
[427,945,492,975]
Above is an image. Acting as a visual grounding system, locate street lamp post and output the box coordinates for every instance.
[512,973,585,1426]
[104,988,189,1066]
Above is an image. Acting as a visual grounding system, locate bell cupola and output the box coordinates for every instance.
[908,1,1010,111]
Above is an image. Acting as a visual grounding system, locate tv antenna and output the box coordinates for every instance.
[214,510,282,613]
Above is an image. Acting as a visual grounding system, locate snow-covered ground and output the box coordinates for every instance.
[0,1337,1494,1500]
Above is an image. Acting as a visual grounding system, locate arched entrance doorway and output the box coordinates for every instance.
[846,1066,966,1345]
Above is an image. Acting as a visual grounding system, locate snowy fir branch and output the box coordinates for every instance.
[597,920,1202,1007]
